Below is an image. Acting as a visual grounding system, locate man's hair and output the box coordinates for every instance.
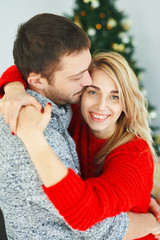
[13,13,90,81]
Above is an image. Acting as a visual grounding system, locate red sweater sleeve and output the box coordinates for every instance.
[43,138,154,231]
[0,65,27,98]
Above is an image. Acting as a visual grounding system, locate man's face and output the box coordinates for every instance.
[43,49,92,105]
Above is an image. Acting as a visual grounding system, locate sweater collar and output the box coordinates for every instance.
[88,128,107,149]
[26,89,72,128]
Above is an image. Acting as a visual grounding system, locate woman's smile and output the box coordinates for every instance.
[89,112,111,122]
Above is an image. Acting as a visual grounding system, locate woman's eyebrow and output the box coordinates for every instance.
[86,86,119,94]
[111,90,119,93]
[86,85,100,90]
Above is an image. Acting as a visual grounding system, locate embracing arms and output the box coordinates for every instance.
[1,66,160,239]
[15,104,160,239]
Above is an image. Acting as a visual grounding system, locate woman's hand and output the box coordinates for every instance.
[123,212,160,240]
[149,197,160,222]
[17,103,52,143]
[149,212,160,239]
[0,82,42,133]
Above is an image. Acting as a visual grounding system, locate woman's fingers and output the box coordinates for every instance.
[40,103,52,130]
[149,197,160,222]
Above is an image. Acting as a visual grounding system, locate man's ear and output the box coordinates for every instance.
[27,72,47,90]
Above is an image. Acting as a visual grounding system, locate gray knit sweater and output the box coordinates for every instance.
[0,90,128,240]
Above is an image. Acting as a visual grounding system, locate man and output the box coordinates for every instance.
[0,13,160,240]
[0,12,129,240]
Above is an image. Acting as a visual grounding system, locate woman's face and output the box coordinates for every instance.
[81,69,123,139]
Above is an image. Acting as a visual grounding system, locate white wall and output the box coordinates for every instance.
[0,0,74,74]
[0,0,160,131]
[117,0,160,131]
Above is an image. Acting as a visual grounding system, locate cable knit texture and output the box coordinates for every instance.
[0,67,129,240]
[43,104,155,240]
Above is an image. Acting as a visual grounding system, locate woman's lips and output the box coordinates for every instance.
[89,112,110,122]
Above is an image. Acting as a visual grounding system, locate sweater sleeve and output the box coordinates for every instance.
[0,65,27,98]
[43,138,154,231]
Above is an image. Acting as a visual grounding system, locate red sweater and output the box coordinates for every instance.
[0,66,155,239]
[0,65,27,98]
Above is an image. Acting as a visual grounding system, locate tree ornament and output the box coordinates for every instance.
[81,10,86,16]
[96,23,102,30]
[100,12,106,19]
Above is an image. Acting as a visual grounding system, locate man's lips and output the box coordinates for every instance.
[90,112,111,122]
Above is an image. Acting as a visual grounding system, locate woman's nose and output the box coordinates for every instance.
[97,98,108,111]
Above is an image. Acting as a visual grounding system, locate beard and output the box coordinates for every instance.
[44,87,82,105]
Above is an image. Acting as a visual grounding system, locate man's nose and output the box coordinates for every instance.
[81,72,92,87]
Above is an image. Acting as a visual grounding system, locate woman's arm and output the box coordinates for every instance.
[0,65,41,133]
[16,104,160,240]
[0,65,27,97]
[17,104,68,186]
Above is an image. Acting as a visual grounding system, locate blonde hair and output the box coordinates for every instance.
[89,52,156,175]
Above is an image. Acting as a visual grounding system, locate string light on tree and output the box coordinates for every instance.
[87,28,96,36]
[118,32,130,44]
[83,0,99,6]
[74,15,82,28]
[83,0,90,3]
[107,18,117,30]
[154,135,160,145]
[112,43,125,52]
[91,0,100,8]
[121,18,131,31]
[150,110,157,120]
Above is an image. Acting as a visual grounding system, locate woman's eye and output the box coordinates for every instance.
[89,90,97,95]
[111,95,119,100]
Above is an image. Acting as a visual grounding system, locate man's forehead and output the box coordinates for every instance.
[57,49,91,75]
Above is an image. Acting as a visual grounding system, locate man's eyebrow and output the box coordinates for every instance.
[69,68,88,78]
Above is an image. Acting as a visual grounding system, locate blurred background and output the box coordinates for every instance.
[0,0,160,141]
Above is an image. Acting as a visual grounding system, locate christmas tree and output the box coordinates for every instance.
[66,0,160,156]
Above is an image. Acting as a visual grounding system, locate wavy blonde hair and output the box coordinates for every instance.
[89,52,156,175]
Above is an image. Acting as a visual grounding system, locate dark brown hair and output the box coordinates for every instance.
[13,13,90,82]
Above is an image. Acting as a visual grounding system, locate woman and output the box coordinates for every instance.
[1,52,160,239]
